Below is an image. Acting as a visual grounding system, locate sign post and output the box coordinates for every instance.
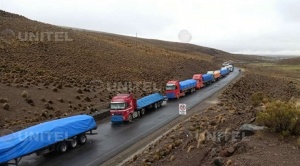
[179,104,187,115]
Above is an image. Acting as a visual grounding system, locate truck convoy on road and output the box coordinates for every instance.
[0,62,235,165]
[110,93,167,123]
[0,115,97,166]
[167,65,233,100]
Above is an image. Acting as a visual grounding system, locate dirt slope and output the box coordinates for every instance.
[125,68,300,166]
[0,10,231,130]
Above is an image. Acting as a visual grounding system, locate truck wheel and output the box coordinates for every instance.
[68,138,78,149]
[77,134,87,145]
[141,109,145,116]
[56,141,68,153]
[137,110,141,117]
[157,101,161,108]
[128,113,133,122]
[154,103,158,109]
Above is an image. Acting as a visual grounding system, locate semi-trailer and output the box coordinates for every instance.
[192,74,204,89]
[193,73,214,87]
[207,70,221,82]
[220,67,230,77]
[0,115,97,166]
[110,93,167,123]
[225,65,234,72]
[165,79,197,99]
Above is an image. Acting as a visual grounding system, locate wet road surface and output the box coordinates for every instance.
[19,69,239,166]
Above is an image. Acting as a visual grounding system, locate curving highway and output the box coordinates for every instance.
[19,69,239,166]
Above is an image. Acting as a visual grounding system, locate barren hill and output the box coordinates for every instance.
[0,10,230,130]
[277,57,300,65]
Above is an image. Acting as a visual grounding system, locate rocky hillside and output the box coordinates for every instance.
[0,10,231,130]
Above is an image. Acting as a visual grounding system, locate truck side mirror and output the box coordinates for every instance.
[107,104,111,109]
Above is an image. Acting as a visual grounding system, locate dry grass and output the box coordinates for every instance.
[0,10,230,130]
[257,100,300,136]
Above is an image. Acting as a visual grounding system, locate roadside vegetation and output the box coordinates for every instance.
[126,61,300,166]
[257,100,300,136]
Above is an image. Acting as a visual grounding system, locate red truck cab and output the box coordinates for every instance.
[165,80,184,99]
[110,94,137,122]
[192,74,204,89]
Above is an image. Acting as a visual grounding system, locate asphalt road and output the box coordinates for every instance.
[19,69,239,166]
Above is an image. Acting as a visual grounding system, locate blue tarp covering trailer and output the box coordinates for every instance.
[137,93,166,110]
[220,67,229,76]
[179,79,197,91]
[0,115,96,165]
[202,74,214,83]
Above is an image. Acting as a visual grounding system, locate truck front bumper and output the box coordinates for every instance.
[166,92,176,99]
[111,115,124,123]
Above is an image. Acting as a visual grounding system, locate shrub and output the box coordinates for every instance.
[251,92,265,107]
[21,90,29,98]
[257,100,300,136]
[0,98,8,103]
[3,103,10,110]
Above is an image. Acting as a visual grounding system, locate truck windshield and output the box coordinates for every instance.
[110,103,126,110]
[207,71,213,74]
[166,84,176,90]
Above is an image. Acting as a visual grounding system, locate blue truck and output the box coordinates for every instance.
[0,115,97,166]
[202,73,215,86]
[165,79,197,99]
[110,93,167,123]
[220,67,230,77]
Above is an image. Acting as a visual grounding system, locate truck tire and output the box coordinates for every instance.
[56,141,68,153]
[157,101,161,108]
[137,110,141,117]
[68,138,78,149]
[128,113,133,122]
[154,103,158,109]
[141,109,145,116]
[77,134,87,145]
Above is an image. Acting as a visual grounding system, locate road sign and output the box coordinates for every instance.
[179,104,187,115]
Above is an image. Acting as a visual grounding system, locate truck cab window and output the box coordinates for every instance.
[110,103,126,110]
[166,84,176,90]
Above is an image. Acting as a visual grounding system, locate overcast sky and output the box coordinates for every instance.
[1,0,300,56]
